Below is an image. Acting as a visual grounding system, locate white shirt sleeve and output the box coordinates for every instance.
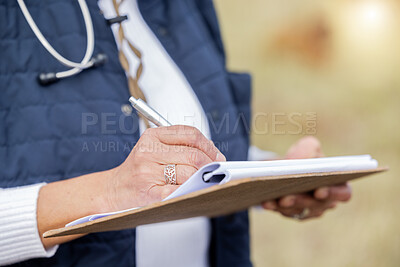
[248,145,279,161]
[0,183,58,265]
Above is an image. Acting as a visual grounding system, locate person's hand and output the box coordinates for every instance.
[37,125,225,248]
[104,125,226,211]
[261,136,352,220]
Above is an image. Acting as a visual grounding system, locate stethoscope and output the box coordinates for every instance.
[17,0,107,85]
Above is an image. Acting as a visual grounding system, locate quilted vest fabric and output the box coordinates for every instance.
[0,0,252,266]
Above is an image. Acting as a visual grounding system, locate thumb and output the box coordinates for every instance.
[285,136,323,159]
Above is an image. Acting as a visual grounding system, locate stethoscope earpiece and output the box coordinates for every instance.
[92,53,108,67]
[37,72,59,86]
[37,53,108,86]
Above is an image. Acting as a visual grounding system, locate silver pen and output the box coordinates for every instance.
[129,96,172,127]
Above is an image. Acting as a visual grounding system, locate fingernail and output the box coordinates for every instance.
[216,153,226,162]
[316,188,329,199]
[281,196,295,207]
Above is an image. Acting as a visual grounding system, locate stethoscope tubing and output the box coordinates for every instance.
[17,0,95,79]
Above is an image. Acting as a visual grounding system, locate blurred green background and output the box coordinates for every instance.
[214,0,400,266]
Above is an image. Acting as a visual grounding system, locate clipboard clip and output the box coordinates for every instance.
[202,172,225,183]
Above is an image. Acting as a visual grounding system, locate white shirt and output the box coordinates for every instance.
[98,1,211,266]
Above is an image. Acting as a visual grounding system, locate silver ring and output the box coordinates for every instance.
[164,164,177,185]
[292,208,310,220]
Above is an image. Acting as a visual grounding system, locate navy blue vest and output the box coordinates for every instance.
[0,0,252,266]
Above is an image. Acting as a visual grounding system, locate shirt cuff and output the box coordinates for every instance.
[0,183,58,265]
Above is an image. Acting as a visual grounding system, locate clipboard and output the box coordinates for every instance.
[44,167,386,238]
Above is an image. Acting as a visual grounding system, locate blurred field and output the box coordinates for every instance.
[214,0,400,266]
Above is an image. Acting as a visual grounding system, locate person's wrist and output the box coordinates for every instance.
[97,167,121,213]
